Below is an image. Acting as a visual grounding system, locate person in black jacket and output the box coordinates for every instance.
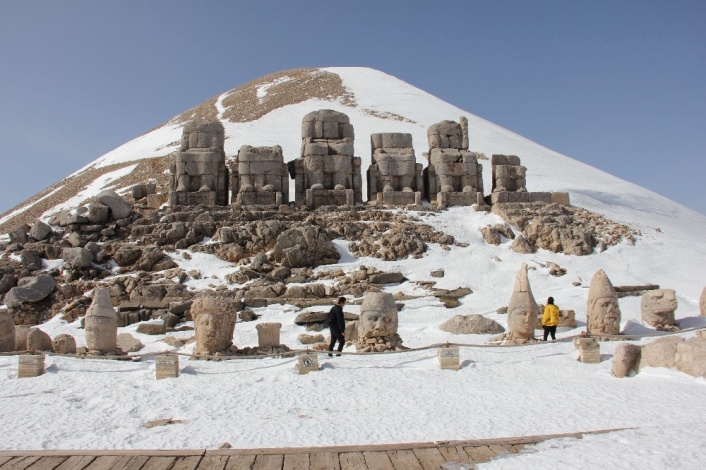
[328,297,347,357]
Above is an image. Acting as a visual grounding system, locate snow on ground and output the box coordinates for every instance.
[2,206,706,458]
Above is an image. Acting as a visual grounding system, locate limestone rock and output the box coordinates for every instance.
[4,275,56,308]
[136,321,166,335]
[15,326,31,351]
[161,335,186,348]
[358,292,398,339]
[675,338,706,377]
[192,294,237,355]
[256,322,282,348]
[0,311,15,352]
[86,202,109,223]
[52,334,77,354]
[298,333,324,345]
[700,287,706,316]
[117,332,144,352]
[641,336,684,369]
[439,314,505,335]
[97,190,132,220]
[0,274,17,294]
[510,235,535,254]
[20,250,42,270]
[612,343,641,378]
[641,289,677,328]
[84,287,118,353]
[29,220,52,241]
[369,272,406,284]
[272,226,340,268]
[27,328,53,351]
[586,270,621,335]
[62,247,94,268]
[507,263,538,340]
[113,246,142,267]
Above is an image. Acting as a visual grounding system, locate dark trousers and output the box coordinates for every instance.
[543,326,557,341]
[329,328,345,355]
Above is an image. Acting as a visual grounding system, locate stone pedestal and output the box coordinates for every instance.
[574,337,601,363]
[437,191,482,209]
[256,322,282,348]
[18,354,45,378]
[377,191,420,206]
[156,355,179,380]
[297,353,320,374]
[236,190,283,206]
[305,188,354,209]
[437,346,460,370]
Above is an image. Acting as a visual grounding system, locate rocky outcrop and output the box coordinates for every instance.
[439,314,505,334]
[272,226,339,268]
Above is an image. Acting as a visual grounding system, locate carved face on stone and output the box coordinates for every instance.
[588,297,621,334]
[358,292,398,338]
[508,309,536,339]
[191,295,237,355]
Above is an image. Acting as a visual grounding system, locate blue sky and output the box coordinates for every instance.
[1,0,704,214]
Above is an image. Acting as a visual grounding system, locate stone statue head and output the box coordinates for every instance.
[358,292,398,339]
[191,294,237,355]
[587,270,622,335]
[507,263,538,339]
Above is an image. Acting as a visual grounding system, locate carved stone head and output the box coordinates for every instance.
[358,292,398,338]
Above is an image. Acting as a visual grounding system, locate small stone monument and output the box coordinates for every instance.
[168,118,229,206]
[504,263,539,344]
[424,117,484,209]
[641,289,678,330]
[355,291,403,352]
[191,294,237,355]
[256,322,282,348]
[437,346,460,370]
[289,109,362,208]
[574,337,601,363]
[586,270,621,335]
[700,287,706,316]
[367,133,423,205]
[297,353,320,374]
[18,354,45,378]
[0,310,15,353]
[156,355,180,380]
[231,145,289,205]
[84,287,118,355]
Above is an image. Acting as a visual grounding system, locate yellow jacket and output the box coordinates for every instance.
[542,304,560,327]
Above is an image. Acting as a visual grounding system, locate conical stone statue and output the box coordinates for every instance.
[507,263,538,341]
[84,287,118,354]
[0,310,15,353]
[586,269,621,335]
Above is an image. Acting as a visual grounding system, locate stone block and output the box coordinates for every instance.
[18,354,45,378]
[256,322,282,348]
[574,337,601,363]
[612,343,641,378]
[528,192,552,203]
[437,346,461,370]
[146,194,163,209]
[551,192,571,206]
[297,353,319,374]
[156,355,179,380]
[675,338,706,377]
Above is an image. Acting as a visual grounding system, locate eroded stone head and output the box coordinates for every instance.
[587,270,621,335]
[358,292,398,338]
[507,263,538,339]
[191,294,237,355]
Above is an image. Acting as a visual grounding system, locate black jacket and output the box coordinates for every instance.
[329,304,345,332]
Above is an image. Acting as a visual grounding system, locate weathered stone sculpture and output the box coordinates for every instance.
[169,119,229,206]
[0,310,15,352]
[367,133,422,205]
[612,343,641,378]
[641,289,678,330]
[256,322,282,348]
[231,145,289,205]
[52,334,76,355]
[586,270,621,335]
[289,109,362,208]
[84,288,118,354]
[191,294,237,355]
[424,117,484,209]
[27,328,52,351]
[490,154,570,205]
[640,336,684,369]
[700,286,706,316]
[506,263,539,343]
[355,291,403,352]
[674,339,706,377]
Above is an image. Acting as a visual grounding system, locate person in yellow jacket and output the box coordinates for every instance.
[542,297,560,341]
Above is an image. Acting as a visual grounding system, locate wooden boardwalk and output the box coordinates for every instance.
[0,429,623,469]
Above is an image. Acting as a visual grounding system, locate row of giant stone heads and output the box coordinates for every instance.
[168,110,568,210]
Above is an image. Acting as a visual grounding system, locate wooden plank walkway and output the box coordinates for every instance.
[0,429,626,470]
